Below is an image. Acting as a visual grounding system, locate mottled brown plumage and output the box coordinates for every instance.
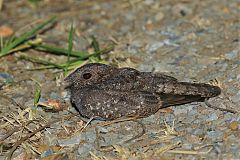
[65,63,221,120]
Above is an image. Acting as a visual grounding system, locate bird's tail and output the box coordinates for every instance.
[159,82,221,108]
[160,94,205,107]
[161,82,221,98]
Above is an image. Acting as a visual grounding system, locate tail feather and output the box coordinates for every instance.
[160,94,205,107]
[159,82,221,98]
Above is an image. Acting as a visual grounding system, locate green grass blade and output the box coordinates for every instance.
[91,35,101,59]
[64,24,75,75]
[67,24,74,61]
[91,35,100,52]
[30,43,89,57]
[33,86,41,112]
[20,54,87,70]
[30,43,114,59]
[19,44,114,71]
[0,16,56,57]
[19,55,65,69]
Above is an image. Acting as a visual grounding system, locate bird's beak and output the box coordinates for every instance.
[63,75,73,88]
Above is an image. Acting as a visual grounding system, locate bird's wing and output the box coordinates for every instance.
[159,93,205,107]
[142,72,178,82]
[73,89,161,120]
[98,69,179,92]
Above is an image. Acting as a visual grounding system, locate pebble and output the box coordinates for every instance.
[224,50,238,60]
[206,112,219,122]
[58,131,96,146]
[77,143,94,157]
[49,92,60,99]
[144,0,154,5]
[174,108,188,115]
[145,41,164,53]
[0,72,13,83]
[41,149,54,158]
[172,3,193,17]
[207,131,223,142]
[231,91,240,103]
[237,74,240,81]
[98,127,109,134]
[228,121,238,131]
[224,113,234,121]
[24,99,34,108]
[187,106,198,116]
[154,12,165,21]
[127,40,143,54]
[182,143,193,150]
[192,128,204,135]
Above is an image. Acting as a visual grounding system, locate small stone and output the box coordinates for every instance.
[207,131,223,142]
[0,72,13,83]
[145,41,164,53]
[224,50,238,60]
[41,149,53,158]
[172,3,192,17]
[231,91,240,103]
[228,121,238,131]
[192,128,204,135]
[182,143,193,150]
[77,143,94,157]
[186,134,200,144]
[0,25,14,37]
[144,0,154,5]
[206,112,218,122]
[154,12,164,21]
[99,127,109,133]
[49,92,59,99]
[224,113,234,121]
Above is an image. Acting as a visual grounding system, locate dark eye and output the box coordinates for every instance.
[82,72,92,79]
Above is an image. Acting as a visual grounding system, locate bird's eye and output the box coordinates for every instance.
[82,72,92,79]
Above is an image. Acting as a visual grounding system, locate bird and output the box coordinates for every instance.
[65,63,221,120]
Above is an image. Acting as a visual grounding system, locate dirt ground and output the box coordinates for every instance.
[0,0,239,160]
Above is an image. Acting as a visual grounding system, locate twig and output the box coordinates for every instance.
[6,122,51,160]
[93,116,138,128]
[0,127,20,144]
[154,141,182,155]
[204,99,237,114]
[80,117,94,132]
[167,146,213,155]
[0,120,34,144]
[123,120,146,143]
[94,118,146,152]
[6,114,74,160]
[0,0,3,11]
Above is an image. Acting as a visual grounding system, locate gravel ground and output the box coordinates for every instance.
[0,0,239,159]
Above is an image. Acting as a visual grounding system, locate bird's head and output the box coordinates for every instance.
[64,63,113,88]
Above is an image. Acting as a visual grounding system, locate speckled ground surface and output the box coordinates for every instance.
[0,0,239,159]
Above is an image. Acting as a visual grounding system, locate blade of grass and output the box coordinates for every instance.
[67,24,74,61]
[0,35,3,50]
[19,54,87,70]
[27,59,86,70]
[30,43,114,58]
[64,24,75,75]
[7,38,42,54]
[0,16,56,57]
[19,55,65,69]
[33,86,41,113]
[91,35,101,59]
[91,35,100,52]
[19,45,114,70]
[30,43,89,57]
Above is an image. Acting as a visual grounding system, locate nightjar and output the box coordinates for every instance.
[65,63,221,120]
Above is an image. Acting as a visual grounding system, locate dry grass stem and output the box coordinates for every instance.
[167,146,213,155]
